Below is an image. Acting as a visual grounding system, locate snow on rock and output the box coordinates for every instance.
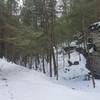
[0,58,100,100]
[70,41,78,47]
[92,21,100,26]
[58,51,90,79]
[89,21,100,31]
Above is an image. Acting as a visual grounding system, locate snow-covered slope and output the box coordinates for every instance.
[0,58,100,100]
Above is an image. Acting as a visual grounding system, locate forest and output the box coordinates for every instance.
[0,0,100,79]
[1,0,100,100]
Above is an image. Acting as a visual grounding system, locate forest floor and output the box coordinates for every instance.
[0,58,100,100]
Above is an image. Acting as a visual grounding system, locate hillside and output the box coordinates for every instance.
[0,58,100,100]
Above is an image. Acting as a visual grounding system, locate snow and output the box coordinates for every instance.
[70,41,78,47]
[92,21,100,26]
[58,51,89,79]
[0,58,100,100]
[89,21,100,30]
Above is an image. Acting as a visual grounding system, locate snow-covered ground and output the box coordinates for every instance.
[0,58,100,100]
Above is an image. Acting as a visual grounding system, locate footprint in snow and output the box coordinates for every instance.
[1,78,7,81]
[10,93,14,99]
[1,78,9,87]
[72,88,76,90]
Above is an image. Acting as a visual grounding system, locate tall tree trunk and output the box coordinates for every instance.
[0,28,5,58]
[42,56,46,74]
[68,40,70,59]
[49,50,52,77]
[52,47,57,76]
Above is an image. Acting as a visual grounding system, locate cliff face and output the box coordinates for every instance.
[88,32,100,78]
[88,22,100,51]
[92,32,100,51]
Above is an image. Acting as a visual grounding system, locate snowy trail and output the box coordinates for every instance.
[0,59,100,100]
